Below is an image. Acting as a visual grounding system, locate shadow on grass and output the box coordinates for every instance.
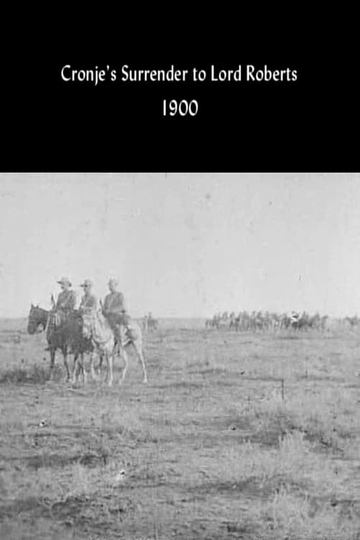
[188,475,310,501]
[151,380,207,390]
[5,450,107,470]
[0,364,62,385]
[0,492,134,532]
[297,374,347,383]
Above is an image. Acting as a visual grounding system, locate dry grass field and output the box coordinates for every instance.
[1,318,360,539]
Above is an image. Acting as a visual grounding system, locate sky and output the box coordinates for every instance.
[0,172,360,319]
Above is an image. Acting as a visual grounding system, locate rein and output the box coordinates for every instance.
[44,310,52,333]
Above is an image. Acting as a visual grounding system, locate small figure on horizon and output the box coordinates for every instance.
[142,313,149,333]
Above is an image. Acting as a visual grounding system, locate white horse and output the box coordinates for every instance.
[74,311,148,386]
[113,319,148,385]
[72,311,115,386]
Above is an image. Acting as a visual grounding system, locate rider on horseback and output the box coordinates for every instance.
[79,279,97,315]
[102,278,131,346]
[45,277,76,350]
[54,277,77,320]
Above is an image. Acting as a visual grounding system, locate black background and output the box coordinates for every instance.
[2,24,358,172]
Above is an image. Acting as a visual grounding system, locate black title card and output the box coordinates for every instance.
[2,24,358,172]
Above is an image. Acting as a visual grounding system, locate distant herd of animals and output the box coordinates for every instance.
[205,311,360,332]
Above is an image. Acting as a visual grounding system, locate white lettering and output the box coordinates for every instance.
[60,65,108,85]
[211,65,242,82]
[121,65,188,82]
[61,65,71,82]
[246,65,298,82]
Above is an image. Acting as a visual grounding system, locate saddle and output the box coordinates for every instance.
[115,321,140,345]
[51,310,76,328]
[53,312,62,327]
[82,312,114,346]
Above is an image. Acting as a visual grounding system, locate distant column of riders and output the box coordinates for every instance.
[206,310,329,332]
[46,276,131,350]
[142,312,157,332]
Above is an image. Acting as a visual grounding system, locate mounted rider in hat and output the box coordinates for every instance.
[78,279,100,344]
[102,279,131,346]
[79,279,97,315]
[45,277,77,350]
[53,277,77,324]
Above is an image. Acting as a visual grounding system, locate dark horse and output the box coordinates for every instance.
[147,317,158,332]
[27,304,93,381]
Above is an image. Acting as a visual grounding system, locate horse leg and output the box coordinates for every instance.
[113,340,120,359]
[72,352,79,384]
[49,349,56,380]
[62,348,71,382]
[78,352,86,385]
[98,353,105,380]
[89,352,97,381]
[118,346,128,385]
[82,355,88,385]
[72,352,84,385]
[133,340,148,383]
[107,352,114,387]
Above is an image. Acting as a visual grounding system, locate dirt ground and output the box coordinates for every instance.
[1,319,360,540]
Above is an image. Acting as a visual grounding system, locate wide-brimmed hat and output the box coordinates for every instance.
[80,279,93,288]
[57,277,72,286]
[108,278,118,287]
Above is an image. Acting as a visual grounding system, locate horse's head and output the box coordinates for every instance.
[27,304,48,334]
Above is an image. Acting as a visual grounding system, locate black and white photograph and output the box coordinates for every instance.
[1,173,360,539]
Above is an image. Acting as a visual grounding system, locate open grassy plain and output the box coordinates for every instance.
[0,318,360,539]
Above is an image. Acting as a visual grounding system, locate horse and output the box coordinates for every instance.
[205,318,213,329]
[142,316,149,333]
[27,304,93,382]
[80,312,148,386]
[115,319,148,384]
[205,317,219,329]
[229,317,240,331]
[147,317,158,332]
[74,311,115,385]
